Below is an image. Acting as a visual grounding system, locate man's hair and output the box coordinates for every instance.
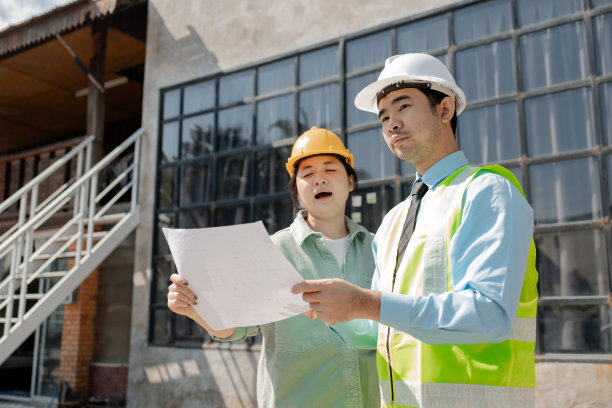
[376,83,458,136]
[288,154,358,210]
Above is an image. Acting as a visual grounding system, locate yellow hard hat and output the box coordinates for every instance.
[285,126,354,176]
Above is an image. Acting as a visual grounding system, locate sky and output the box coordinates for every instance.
[0,0,75,31]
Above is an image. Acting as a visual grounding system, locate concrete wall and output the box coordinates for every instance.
[127,1,612,407]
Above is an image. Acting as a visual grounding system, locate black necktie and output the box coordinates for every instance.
[396,180,428,268]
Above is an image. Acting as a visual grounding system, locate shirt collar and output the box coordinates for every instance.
[415,151,469,190]
[291,209,368,247]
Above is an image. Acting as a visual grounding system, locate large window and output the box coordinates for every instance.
[152,0,612,359]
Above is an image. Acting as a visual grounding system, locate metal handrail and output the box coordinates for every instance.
[0,128,144,256]
[0,127,143,341]
[0,135,95,215]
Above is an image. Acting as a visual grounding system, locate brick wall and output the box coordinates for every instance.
[59,269,99,402]
[89,363,129,403]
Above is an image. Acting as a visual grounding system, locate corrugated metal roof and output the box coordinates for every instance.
[0,0,117,57]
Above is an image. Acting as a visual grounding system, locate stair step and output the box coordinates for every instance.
[95,212,127,224]
[55,231,107,241]
[0,293,43,300]
[12,271,67,280]
[31,251,78,261]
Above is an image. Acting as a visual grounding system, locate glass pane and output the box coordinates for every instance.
[349,184,396,232]
[299,46,338,84]
[520,22,588,90]
[255,197,293,234]
[453,0,511,44]
[536,230,609,297]
[183,81,215,114]
[175,314,207,342]
[163,88,180,119]
[397,15,448,53]
[346,31,391,73]
[154,259,174,304]
[346,72,378,127]
[151,308,170,345]
[258,58,294,95]
[256,94,294,145]
[525,88,594,156]
[591,0,612,7]
[215,204,249,226]
[158,166,175,209]
[219,70,253,105]
[517,0,582,27]
[601,82,612,145]
[178,209,210,229]
[594,13,612,75]
[458,103,520,164]
[255,147,291,195]
[37,306,64,396]
[538,305,611,353]
[216,154,250,200]
[608,155,612,214]
[161,121,179,163]
[181,162,212,205]
[400,160,416,177]
[181,113,213,158]
[156,212,174,255]
[298,83,340,132]
[530,158,602,224]
[455,40,516,103]
[217,105,252,151]
[349,128,395,181]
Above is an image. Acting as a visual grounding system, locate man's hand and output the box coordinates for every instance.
[292,279,381,325]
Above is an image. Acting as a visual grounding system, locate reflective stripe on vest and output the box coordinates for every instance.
[375,165,538,408]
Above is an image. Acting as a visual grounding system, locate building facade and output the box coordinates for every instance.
[128,0,612,407]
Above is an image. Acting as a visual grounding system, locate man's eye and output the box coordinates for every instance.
[326,169,336,173]
[380,116,389,123]
[399,104,410,111]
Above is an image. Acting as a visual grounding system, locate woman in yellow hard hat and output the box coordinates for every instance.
[167,127,379,407]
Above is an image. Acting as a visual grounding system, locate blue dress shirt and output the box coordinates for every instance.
[333,151,535,347]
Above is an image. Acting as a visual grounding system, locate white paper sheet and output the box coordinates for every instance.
[163,221,309,330]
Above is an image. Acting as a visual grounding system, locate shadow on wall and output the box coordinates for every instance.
[148,2,221,81]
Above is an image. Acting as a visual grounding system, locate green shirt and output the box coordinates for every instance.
[218,211,379,408]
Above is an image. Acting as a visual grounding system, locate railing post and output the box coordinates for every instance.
[131,134,141,212]
[17,194,30,324]
[73,149,83,217]
[87,174,98,256]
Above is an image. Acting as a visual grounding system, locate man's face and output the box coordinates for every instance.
[377,87,442,167]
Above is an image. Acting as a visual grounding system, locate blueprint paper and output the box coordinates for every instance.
[163,221,309,330]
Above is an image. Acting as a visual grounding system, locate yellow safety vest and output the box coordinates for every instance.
[375,165,538,408]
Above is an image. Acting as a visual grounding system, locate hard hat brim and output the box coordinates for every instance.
[354,74,466,116]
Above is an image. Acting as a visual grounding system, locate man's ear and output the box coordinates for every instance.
[439,96,456,123]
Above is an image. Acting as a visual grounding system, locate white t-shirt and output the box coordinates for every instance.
[322,235,350,278]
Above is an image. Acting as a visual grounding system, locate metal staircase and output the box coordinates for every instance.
[0,128,144,365]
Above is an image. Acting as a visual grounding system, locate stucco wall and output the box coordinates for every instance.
[127,1,612,407]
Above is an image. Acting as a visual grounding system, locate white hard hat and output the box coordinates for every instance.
[354,53,466,115]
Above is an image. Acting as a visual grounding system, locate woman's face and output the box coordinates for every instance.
[295,155,354,220]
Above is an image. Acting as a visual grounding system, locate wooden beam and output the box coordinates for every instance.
[87,20,107,163]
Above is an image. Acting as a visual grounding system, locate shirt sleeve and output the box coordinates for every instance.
[210,325,261,342]
[379,173,534,345]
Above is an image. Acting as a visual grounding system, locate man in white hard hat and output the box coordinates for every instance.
[293,53,538,408]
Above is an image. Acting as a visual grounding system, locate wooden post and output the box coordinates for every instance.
[87,21,107,164]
